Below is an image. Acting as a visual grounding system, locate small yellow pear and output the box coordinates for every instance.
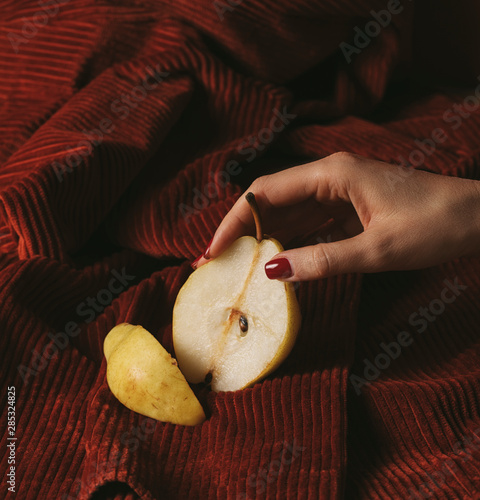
[104,323,205,426]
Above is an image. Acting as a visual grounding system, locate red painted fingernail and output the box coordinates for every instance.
[265,258,293,280]
[191,254,202,269]
[203,237,214,260]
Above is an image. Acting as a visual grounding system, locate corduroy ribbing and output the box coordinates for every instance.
[1,1,480,499]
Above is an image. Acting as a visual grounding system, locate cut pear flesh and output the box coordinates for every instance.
[173,236,301,392]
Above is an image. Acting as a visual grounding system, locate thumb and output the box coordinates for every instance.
[265,232,381,281]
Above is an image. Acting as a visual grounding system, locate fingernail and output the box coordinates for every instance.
[265,258,293,280]
[192,237,214,269]
[203,237,214,260]
[191,254,202,270]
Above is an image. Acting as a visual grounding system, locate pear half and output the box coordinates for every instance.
[173,193,301,392]
[104,323,206,426]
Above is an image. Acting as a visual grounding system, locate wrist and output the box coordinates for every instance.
[460,178,480,258]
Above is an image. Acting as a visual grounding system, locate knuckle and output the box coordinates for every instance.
[324,152,361,180]
[331,151,354,160]
[328,151,358,165]
[312,244,334,278]
[249,176,266,193]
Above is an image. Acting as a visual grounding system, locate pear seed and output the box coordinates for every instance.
[239,315,248,335]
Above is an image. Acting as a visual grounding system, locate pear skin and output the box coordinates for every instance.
[104,323,206,426]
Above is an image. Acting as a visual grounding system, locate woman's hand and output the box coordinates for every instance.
[193,153,480,281]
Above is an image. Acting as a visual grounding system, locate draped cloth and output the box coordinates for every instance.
[1,1,480,498]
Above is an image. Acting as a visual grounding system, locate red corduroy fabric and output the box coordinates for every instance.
[0,1,479,499]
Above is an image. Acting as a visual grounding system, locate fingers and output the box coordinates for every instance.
[265,231,385,281]
[206,162,322,260]
[192,152,362,270]
[197,154,356,265]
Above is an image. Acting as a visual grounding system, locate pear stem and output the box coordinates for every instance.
[246,192,263,242]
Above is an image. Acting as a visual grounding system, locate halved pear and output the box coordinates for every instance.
[104,323,206,426]
[173,193,301,392]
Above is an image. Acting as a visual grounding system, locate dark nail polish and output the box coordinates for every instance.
[203,237,214,260]
[265,258,293,280]
[191,254,202,269]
